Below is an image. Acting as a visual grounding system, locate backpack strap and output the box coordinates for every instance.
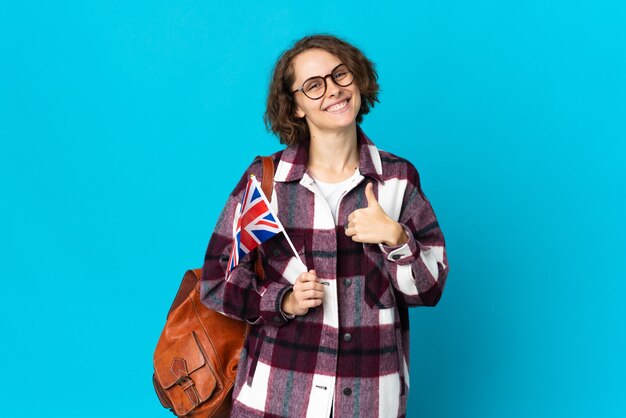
[260,156,275,203]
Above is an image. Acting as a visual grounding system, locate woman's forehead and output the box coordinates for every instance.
[292,49,342,81]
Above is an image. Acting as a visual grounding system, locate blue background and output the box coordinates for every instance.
[1,1,625,417]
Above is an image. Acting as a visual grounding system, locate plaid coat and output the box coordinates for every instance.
[201,126,448,418]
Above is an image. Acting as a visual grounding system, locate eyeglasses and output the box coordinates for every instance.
[292,63,354,100]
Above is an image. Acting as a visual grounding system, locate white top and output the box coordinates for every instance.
[312,168,361,224]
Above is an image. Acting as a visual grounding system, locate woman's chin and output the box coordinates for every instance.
[324,110,358,127]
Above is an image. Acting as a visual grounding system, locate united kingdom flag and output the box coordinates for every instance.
[226,174,284,278]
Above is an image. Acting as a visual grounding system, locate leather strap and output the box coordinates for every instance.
[260,156,275,203]
[170,358,201,407]
[254,156,275,280]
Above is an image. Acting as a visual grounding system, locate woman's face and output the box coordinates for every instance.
[291,48,362,136]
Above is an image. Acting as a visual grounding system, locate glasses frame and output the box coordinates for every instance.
[292,63,354,100]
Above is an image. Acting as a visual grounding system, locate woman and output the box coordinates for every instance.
[201,34,448,418]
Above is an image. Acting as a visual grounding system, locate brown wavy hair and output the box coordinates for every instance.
[264,34,380,146]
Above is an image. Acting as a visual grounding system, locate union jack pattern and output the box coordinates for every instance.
[227,174,283,276]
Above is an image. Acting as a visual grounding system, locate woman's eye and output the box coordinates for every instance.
[307,82,322,90]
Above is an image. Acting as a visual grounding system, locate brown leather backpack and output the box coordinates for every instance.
[153,156,274,417]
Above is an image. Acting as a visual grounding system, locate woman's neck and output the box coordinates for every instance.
[307,124,360,183]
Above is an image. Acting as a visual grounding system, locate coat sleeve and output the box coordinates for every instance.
[377,162,449,307]
[199,157,294,326]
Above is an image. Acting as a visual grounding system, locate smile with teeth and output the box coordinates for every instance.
[325,99,350,112]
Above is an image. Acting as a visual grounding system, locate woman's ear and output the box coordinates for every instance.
[294,106,305,119]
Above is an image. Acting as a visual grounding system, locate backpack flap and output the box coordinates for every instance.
[154,332,217,416]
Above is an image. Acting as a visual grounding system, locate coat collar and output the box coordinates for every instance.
[274,125,383,183]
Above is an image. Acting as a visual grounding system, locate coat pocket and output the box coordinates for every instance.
[363,247,397,309]
[261,233,306,284]
[262,233,305,259]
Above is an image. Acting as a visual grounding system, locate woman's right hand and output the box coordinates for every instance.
[281,269,324,316]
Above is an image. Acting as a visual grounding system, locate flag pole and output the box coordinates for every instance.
[281,232,307,271]
[250,174,307,271]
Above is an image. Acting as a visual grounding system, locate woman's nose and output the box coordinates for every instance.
[325,77,342,97]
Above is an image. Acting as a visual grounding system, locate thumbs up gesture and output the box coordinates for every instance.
[345,183,409,246]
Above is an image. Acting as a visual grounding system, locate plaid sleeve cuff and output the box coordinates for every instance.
[378,224,419,265]
[259,282,294,326]
[279,288,296,320]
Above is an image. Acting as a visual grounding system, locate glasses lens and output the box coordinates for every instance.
[333,65,353,87]
[303,77,326,99]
